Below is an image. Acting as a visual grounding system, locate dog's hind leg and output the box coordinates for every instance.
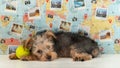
[91,48,100,58]
[70,47,92,61]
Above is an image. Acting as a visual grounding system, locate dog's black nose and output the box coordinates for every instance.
[47,55,51,61]
[81,59,84,61]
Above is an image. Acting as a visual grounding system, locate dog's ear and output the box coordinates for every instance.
[22,37,34,50]
[45,30,56,39]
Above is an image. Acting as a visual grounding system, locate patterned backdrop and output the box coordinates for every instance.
[0,0,120,54]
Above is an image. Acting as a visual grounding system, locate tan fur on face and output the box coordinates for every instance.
[39,52,57,61]
[32,35,57,61]
[48,52,57,60]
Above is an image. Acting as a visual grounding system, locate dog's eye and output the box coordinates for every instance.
[46,46,50,49]
[37,50,43,54]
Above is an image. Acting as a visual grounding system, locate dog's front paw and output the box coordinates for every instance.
[20,56,29,61]
[20,55,37,61]
[9,53,18,60]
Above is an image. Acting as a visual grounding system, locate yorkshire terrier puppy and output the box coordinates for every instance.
[9,30,100,61]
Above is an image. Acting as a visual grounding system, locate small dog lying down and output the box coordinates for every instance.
[9,30,100,61]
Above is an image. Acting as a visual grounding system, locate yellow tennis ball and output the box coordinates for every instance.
[16,45,30,58]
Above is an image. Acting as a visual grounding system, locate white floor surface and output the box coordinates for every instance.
[0,54,120,68]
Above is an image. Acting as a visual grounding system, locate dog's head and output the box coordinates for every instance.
[23,30,57,61]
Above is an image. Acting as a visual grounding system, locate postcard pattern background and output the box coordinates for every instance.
[0,0,120,54]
